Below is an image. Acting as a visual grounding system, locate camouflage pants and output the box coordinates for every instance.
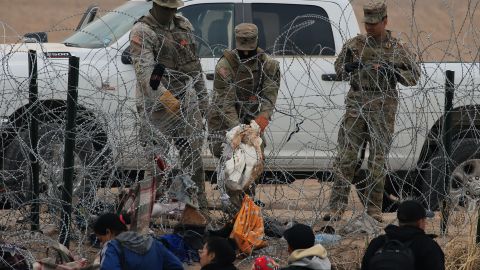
[139,89,207,209]
[329,92,397,213]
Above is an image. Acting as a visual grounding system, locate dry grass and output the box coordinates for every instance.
[445,239,480,270]
[2,181,480,270]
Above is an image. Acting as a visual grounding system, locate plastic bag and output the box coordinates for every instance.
[230,195,267,254]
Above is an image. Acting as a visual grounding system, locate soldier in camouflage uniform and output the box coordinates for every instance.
[208,23,281,213]
[130,0,208,225]
[324,1,421,222]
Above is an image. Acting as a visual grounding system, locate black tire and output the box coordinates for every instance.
[1,110,112,208]
[420,138,480,210]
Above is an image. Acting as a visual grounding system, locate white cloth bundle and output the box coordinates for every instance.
[223,121,264,191]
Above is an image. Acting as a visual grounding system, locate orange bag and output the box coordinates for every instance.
[230,195,267,254]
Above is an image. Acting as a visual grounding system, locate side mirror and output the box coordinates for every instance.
[76,4,99,31]
[121,46,132,65]
[23,32,48,43]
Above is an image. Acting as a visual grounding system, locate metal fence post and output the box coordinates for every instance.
[440,70,454,235]
[28,50,40,231]
[59,56,79,247]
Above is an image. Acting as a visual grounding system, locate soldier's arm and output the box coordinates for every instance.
[179,16,209,116]
[394,43,421,86]
[213,60,241,128]
[334,42,353,80]
[334,44,348,77]
[258,60,281,119]
[129,24,162,96]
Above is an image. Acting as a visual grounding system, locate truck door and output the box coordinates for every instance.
[243,1,350,172]
[178,3,238,87]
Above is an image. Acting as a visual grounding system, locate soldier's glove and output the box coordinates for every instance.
[254,115,269,133]
[149,63,166,90]
[159,90,181,114]
[378,64,397,81]
[344,61,363,73]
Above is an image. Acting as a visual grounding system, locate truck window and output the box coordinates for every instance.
[252,3,335,56]
[178,3,234,58]
[63,1,151,48]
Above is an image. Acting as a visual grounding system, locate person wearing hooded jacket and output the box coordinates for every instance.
[199,237,238,270]
[94,213,184,270]
[361,200,445,270]
[281,224,331,270]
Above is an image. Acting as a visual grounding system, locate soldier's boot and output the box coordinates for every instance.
[179,204,207,226]
[323,177,350,222]
[367,192,383,223]
[367,208,383,223]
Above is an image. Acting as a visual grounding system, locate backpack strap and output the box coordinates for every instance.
[383,235,417,248]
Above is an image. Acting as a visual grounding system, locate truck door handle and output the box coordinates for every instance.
[321,73,340,81]
[206,73,214,80]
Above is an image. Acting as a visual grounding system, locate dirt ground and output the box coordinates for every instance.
[1,0,479,61]
[2,180,477,270]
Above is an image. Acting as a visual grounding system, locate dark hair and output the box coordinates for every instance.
[283,223,315,250]
[205,237,236,266]
[93,213,127,236]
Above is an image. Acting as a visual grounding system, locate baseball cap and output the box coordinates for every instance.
[363,1,387,24]
[397,200,435,223]
[235,23,258,50]
[283,223,315,250]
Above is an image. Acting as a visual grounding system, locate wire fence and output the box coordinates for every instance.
[0,0,480,269]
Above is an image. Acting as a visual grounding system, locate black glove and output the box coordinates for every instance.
[149,63,165,90]
[344,61,363,73]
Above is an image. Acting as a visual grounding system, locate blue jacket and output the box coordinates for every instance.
[100,231,183,270]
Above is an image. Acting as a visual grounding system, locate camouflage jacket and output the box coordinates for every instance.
[334,30,420,93]
[129,12,207,114]
[209,49,281,130]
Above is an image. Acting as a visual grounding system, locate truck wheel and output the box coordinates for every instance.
[420,138,480,210]
[1,114,113,215]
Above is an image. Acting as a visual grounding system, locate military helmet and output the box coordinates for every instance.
[153,0,184,9]
[363,0,387,24]
[234,23,258,50]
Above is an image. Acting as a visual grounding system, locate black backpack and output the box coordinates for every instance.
[368,236,416,270]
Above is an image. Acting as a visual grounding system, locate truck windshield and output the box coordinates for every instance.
[63,1,151,48]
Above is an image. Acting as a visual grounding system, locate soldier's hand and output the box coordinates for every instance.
[254,115,269,133]
[149,63,166,90]
[344,61,363,73]
[159,90,180,114]
[378,64,397,81]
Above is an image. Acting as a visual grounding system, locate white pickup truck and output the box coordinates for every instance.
[1,0,479,210]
